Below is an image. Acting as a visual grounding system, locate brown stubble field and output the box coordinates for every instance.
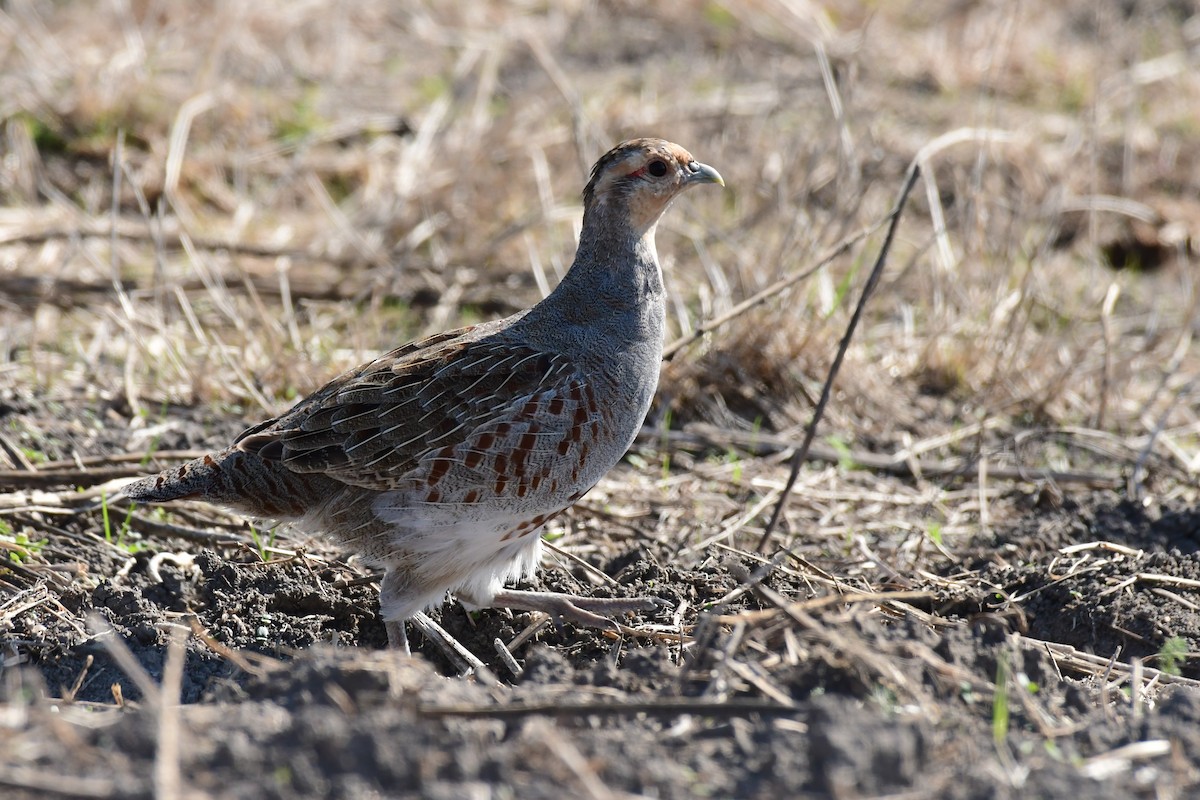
[3,1,1200,798]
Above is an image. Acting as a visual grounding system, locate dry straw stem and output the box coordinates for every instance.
[526,718,632,800]
[755,158,922,552]
[409,610,500,686]
[1,4,1198,797]
[661,221,882,360]
[85,613,161,704]
[154,624,188,800]
[745,120,1147,554]
[1024,633,1200,691]
[915,128,1022,273]
[418,696,796,721]
[0,767,116,800]
[647,424,1124,487]
[76,618,192,797]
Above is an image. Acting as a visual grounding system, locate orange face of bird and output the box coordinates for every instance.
[583,139,724,233]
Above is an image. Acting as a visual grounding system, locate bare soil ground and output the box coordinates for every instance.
[3,1,1200,797]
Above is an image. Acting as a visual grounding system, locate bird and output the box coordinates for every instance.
[121,138,724,652]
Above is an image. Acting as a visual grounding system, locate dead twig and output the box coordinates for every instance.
[1019,634,1200,689]
[418,696,795,720]
[0,767,117,799]
[153,624,189,800]
[757,159,919,551]
[662,222,882,360]
[713,589,934,625]
[0,468,148,491]
[645,424,1123,488]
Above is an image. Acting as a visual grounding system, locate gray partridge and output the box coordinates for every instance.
[122,138,724,650]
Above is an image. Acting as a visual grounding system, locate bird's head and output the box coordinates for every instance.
[582,138,724,235]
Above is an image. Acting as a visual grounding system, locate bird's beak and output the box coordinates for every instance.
[687,162,725,187]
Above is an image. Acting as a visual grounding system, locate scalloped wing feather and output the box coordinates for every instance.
[234,325,587,493]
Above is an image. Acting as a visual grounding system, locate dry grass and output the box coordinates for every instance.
[1,0,1199,639]
[0,0,1198,558]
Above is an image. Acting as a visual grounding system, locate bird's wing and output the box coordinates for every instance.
[234,326,593,492]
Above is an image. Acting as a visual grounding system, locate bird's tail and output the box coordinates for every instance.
[120,447,321,519]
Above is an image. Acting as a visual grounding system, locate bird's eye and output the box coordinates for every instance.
[647,159,668,177]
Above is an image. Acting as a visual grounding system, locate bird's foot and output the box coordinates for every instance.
[487,589,663,631]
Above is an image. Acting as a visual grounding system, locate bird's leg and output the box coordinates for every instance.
[487,589,662,630]
[385,619,410,654]
[381,569,412,653]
